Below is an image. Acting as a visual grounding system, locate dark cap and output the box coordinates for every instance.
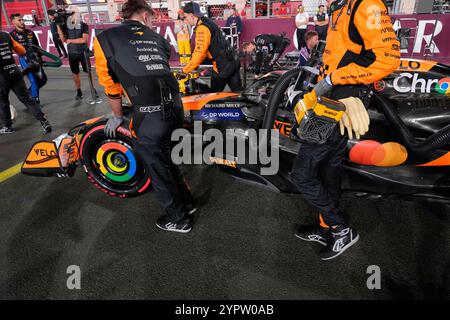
[182,1,204,17]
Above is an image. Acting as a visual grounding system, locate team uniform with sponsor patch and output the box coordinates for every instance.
[94,20,194,230]
[318,0,400,85]
[292,0,400,260]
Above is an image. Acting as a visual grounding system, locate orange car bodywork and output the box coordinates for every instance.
[182,92,239,111]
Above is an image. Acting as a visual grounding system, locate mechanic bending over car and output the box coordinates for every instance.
[0,31,51,134]
[93,0,196,233]
[291,0,400,260]
[181,1,242,92]
[242,33,291,76]
[10,13,47,104]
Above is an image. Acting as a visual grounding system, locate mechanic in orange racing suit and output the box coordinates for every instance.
[291,0,400,260]
[93,0,196,233]
[0,31,51,134]
[181,1,242,92]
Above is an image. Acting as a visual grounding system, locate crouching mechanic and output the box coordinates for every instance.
[94,0,196,233]
[290,0,400,260]
[0,31,51,134]
[242,33,291,75]
[181,1,242,92]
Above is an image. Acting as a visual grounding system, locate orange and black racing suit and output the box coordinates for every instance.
[0,32,46,128]
[291,0,401,227]
[182,16,242,92]
[94,20,193,223]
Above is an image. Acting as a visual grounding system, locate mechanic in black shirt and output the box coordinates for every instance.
[94,0,195,233]
[0,32,51,134]
[314,5,329,41]
[9,13,47,104]
[242,33,290,75]
[57,6,89,100]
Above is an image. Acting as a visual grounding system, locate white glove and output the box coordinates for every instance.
[338,97,370,140]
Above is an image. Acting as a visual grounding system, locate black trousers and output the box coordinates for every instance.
[296,28,307,49]
[290,128,348,226]
[0,68,45,128]
[132,106,192,223]
[290,85,364,226]
[52,35,67,56]
[315,25,328,41]
[211,69,242,92]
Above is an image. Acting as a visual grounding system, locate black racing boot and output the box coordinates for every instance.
[40,119,52,134]
[319,225,359,261]
[156,215,192,234]
[295,225,331,246]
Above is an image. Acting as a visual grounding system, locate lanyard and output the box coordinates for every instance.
[330,0,354,31]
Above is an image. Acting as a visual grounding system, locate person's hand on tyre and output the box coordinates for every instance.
[104,113,123,138]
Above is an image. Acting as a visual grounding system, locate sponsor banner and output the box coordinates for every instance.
[205,102,243,109]
[11,14,450,65]
[193,108,244,121]
[392,72,450,95]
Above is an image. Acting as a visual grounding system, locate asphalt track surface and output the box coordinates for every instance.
[0,68,449,300]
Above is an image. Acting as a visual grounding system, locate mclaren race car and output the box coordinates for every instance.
[22,57,450,203]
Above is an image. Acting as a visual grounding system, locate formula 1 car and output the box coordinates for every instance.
[22,58,450,202]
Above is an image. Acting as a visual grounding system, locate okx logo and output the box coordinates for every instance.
[435,78,450,95]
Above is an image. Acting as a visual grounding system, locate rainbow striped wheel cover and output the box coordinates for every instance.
[95,142,137,182]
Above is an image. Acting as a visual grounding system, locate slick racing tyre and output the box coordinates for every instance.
[79,121,151,198]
